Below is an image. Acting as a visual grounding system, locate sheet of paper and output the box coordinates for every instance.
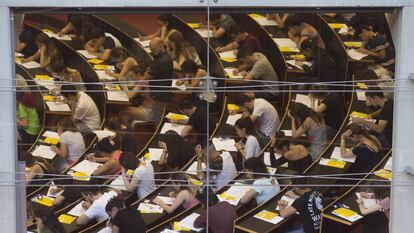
[295,94,312,107]
[70,160,101,176]
[160,122,186,134]
[332,208,363,222]
[224,68,243,79]
[347,49,369,60]
[138,203,163,214]
[95,70,116,81]
[106,90,130,102]
[275,195,296,210]
[254,17,278,26]
[31,145,56,160]
[185,161,206,176]
[195,29,213,38]
[179,213,204,232]
[273,38,298,49]
[263,152,288,167]
[356,193,377,209]
[15,52,24,57]
[156,196,174,205]
[338,27,349,35]
[93,130,116,140]
[135,38,150,47]
[217,182,252,206]
[67,201,86,217]
[212,137,237,152]
[46,102,71,112]
[35,79,57,90]
[46,182,64,198]
[172,79,187,91]
[356,91,366,101]
[43,30,72,41]
[76,50,97,59]
[226,114,242,126]
[160,229,179,233]
[21,61,41,69]
[146,148,164,161]
[254,210,284,225]
[97,227,112,233]
[330,147,356,163]
[109,175,128,191]
[219,51,237,59]
[286,60,304,70]
[384,157,392,171]
[42,131,60,139]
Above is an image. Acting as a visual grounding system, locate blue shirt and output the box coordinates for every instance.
[252,177,280,204]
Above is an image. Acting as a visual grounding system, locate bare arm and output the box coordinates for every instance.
[240,188,257,205]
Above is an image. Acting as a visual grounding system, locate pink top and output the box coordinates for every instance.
[182,193,200,209]
[377,197,390,219]
[106,150,122,175]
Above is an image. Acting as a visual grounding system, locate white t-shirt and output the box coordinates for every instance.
[85,191,118,222]
[215,151,237,190]
[133,161,156,199]
[244,135,261,159]
[74,91,101,130]
[252,98,280,137]
[60,131,85,163]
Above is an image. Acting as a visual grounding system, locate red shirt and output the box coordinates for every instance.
[241,34,262,52]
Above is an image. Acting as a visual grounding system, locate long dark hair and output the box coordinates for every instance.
[159,130,193,169]
[35,33,62,64]
[244,157,269,179]
[348,123,382,149]
[290,102,324,125]
[33,205,65,233]
[119,152,139,170]
[372,183,390,201]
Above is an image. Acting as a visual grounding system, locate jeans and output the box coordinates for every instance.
[285,224,306,233]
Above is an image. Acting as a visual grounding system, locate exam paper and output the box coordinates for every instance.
[347,49,369,60]
[217,182,252,205]
[31,145,56,160]
[138,203,163,214]
[212,137,237,152]
[276,195,296,210]
[160,122,186,134]
[156,196,175,205]
[226,114,242,126]
[67,201,86,217]
[330,147,356,163]
[195,29,213,38]
[146,148,164,161]
[76,50,97,59]
[273,38,298,49]
[356,91,366,101]
[93,130,116,140]
[46,102,71,112]
[295,94,312,107]
[179,213,203,232]
[70,160,101,176]
[21,61,41,69]
[254,17,278,26]
[356,193,377,209]
[95,70,116,81]
[219,51,237,59]
[42,131,60,139]
[224,68,243,79]
[185,161,206,176]
[384,157,392,171]
[106,91,130,102]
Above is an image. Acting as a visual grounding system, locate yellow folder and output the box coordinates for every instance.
[88,58,104,64]
[58,214,76,224]
[43,137,59,145]
[227,104,240,111]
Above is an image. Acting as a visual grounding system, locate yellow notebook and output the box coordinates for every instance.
[218,192,237,201]
[70,171,90,181]
[15,57,22,63]
[43,95,55,101]
[35,74,51,80]
[356,82,368,89]
[350,111,369,119]
[227,104,240,111]
[279,47,295,53]
[220,57,238,63]
[167,113,188,121]
[88,58,104,64]
[327,159,346,169]
[43,137,59,145]
[94,64,111,70]
[173,221,191,231]
[33,196,54,207]
[249,13,265,19]
[375,169,392,180]
[127,169,134,175]
[328,23,347,29]
[290,54,305,59]
[344,41,363,48]
[255,210,278,220]
[187,23,200,29]
[188,178,203,186]
[144,152,151,160]
[333,208,357,218]
[58,214,76,224]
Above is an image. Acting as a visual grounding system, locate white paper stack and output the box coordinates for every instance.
[295,94,312,107]
[43,30,72,41]
[146,148,164,161]
[356,193,377,209]
[264,152,288,168]
[330,147,356,163]
[137,203,163,214]
[212,137,237,152]
[347,49,368,60]
[185,161,206,176]
[276,195,296,210]
[160,122,186,134]
[31,145,56,160]
[172,79,187,91]
[106,91,130,102]
[273,38,299,52]
[254,17,278,26]
[93,130,116,140]
[20,61,41,69]
[195,29,213,38]
[224,68,243,79]
[70,160,102,176]
[109,175,128,191]
[226,114,242,126]
[219,51,237,59]
[67,201,86,217]
[42,131,60,140]
[356,91,366,101]
[46,102,71,112]
[217,182,252,206]
[76,50,97,59]
[135,39,150,47]
[179,213,204,232]
[95,70,116,81]
[156,196,174,205]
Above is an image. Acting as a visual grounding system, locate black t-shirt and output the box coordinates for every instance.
[379,100,393,145]
[187,104,213,141]
[111,208,146,233]
[321,93,344,130]
[349,145,380,174]
[19,30,37,57]
[148,52,173,102]
[291,191,323,233]
[102,36,116,50]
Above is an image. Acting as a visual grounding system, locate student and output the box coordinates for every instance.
[289,102,327,161]
[340,123,381,175]
[177,97,213,142]
[105,47,138,80]
[355,24,395,73]
[51,181,81,207]
[278,177,323,233]
[89,137,122,176]
[152,173,199,213]
[16,28,37,58]
[210,14,236,43]
[309,85,344,138]
[194,186,237,233]
[23,152,55,184]
[351,88,393,148]
[17,92,40,143]
[117,65,155,127]
[76,187,118,225]
[240,157,280,205]
[140,14,177,42]
[51,61,83,90]
[269,131,313,173]
[60,84,101,133]
[235,93,280,143]
[234,117,262,160]
[21,32,63,70]
[266,13,291,36]
[177,60,206,88]
[215,24,262,53]
[51,117,86,172]
[158,130,194,171]
[197,144,237,191]
[58,15,94,44]
[285,15,326,49]
[84,28,116,61]
[33,205,65,233]
[234,47,279,96]
[105,196,146,233]
[166,31,201,71]
[119,151,155,199]
[297,38,336,83]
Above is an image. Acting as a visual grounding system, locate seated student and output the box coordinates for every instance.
[357,185,390,233]
[266,13,292,36]
[285,15,326,49]
[51,61,83,90]
[84,28,117,61]
[235,93,280,143]
[194,186,237,233]
[23,152,55,185]
[241,157,280,205]
[152,173,199,213]
[234,48,279,96]
[58,15,94,39]
[215,24,262,53]
[60,84,101,133]
[76,187,118,225]
[105,196,146,233]
[197,144,237,191]
[234,117,262,160]
[296,38,336,83]
[278,177,324,233]
[355,24,395,73]
[16,28,37,58]
[210,13,236,43]
[119,152,155,199]
[351,88,393,149]
[51,117,86,172]
[51,181,81,207]
[158,130,194,171]
[33,205,65,233]
[340,123,381,175]
[103,116,137,154]
[16,92,39,143]
[289,102,327,161]
[166,31,201,71]
[309,85,344,138]
[117,65,155,127]
[177,60,206,89]
[177,97,213,142]
[269,131,313,174]
[21,32,63,71]
[89,137,122,176]
[105,47,138,80]
[140,14,177,42]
